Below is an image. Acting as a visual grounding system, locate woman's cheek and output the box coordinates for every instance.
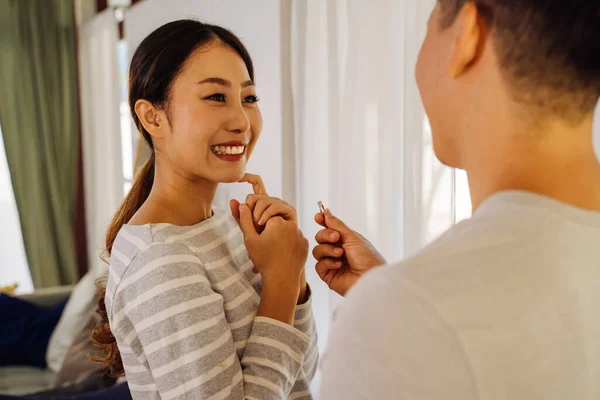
[246,110,263,159]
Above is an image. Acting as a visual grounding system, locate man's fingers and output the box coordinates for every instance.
[315,229,340,245]
[314,212,326,228]
[312,244,344,261]
[239,173,268,195]
[315,259,343,278]
[323,209,354,241]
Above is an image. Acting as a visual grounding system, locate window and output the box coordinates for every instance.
[455,169,472,222]
[422,117,472,248]
[0,124,33,294]
[118,39,134,195]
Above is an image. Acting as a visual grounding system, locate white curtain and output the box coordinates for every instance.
[289,0,461,392]
[78,10,123,275]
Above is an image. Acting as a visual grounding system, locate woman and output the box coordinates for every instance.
[92,20,317,399]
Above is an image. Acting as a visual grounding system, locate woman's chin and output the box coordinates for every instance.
[217,171,246,184]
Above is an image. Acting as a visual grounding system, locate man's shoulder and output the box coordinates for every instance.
[345,213,531,312]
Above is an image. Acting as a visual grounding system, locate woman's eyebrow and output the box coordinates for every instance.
[197,77,255,88]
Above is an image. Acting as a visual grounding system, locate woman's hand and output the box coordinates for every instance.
[230,173,309,305]
[230,174,297,226]
[237,203,309,323]
[237,205,308,284]
[244,194,298,226]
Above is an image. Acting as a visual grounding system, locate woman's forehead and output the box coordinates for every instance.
[177,44,251,85]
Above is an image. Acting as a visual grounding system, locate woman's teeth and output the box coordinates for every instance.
[211,145,246,155]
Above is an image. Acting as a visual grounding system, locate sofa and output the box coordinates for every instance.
[0,285,74,396]
[0,269,130,399]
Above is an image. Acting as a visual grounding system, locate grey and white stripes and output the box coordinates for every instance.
[105,208,318,399]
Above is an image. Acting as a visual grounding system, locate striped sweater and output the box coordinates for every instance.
[105,208,318,399]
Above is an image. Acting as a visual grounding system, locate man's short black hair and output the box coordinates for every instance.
[438,0,600,122]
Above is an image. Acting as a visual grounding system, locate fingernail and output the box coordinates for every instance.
[334,248,343,256]
[330,233,338,241]
[239,204,245,213]
[325,209,332,217]
[258,219,265,225]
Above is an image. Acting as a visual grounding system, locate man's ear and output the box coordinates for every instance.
[447,2,484,79]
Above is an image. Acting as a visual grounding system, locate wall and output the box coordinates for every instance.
[125,0,286,206]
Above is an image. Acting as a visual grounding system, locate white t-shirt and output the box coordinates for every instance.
[320,191,600,399]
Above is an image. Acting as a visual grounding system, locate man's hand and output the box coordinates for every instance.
[313,209,386,296]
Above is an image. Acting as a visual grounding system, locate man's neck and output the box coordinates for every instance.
[465,116,600,213]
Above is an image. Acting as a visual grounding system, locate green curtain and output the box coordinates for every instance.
[0,0,79,288]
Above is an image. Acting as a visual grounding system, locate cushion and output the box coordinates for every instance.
[0,366,57,396]
[32,370,116,397]
[0,294,67,368]
[46,265,107,373]
[54,313,104,387]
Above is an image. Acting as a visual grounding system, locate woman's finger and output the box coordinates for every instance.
[230,199,241,222]
[258,203,296,225]
[239,173,268,195]
[253,198,272,224]
[315,228,340,245]
[245,194,268,211]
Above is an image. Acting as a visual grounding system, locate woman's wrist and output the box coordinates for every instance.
[297,272,308,305]
[261,271,302,292]
[260,270,307,303]
[258,280,300,325]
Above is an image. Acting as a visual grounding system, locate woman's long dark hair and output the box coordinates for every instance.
[90,20,255,376]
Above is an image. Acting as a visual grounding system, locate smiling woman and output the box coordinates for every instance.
[91,20,317,400]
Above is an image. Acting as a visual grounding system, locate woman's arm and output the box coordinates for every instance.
[111,243,310,400]
[293,285,319,383]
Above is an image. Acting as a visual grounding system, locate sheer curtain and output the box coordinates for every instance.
[289,0,460,391]
[78,10,123,275]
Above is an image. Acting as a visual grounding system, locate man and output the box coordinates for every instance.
[310,1,600,398]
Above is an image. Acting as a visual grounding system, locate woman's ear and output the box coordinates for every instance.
[135,99,166,138]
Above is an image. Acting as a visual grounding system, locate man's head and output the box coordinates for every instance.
[416,0,600,169]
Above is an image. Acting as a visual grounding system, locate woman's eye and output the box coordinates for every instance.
[206,93,226,102]
[243,95,260,104]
